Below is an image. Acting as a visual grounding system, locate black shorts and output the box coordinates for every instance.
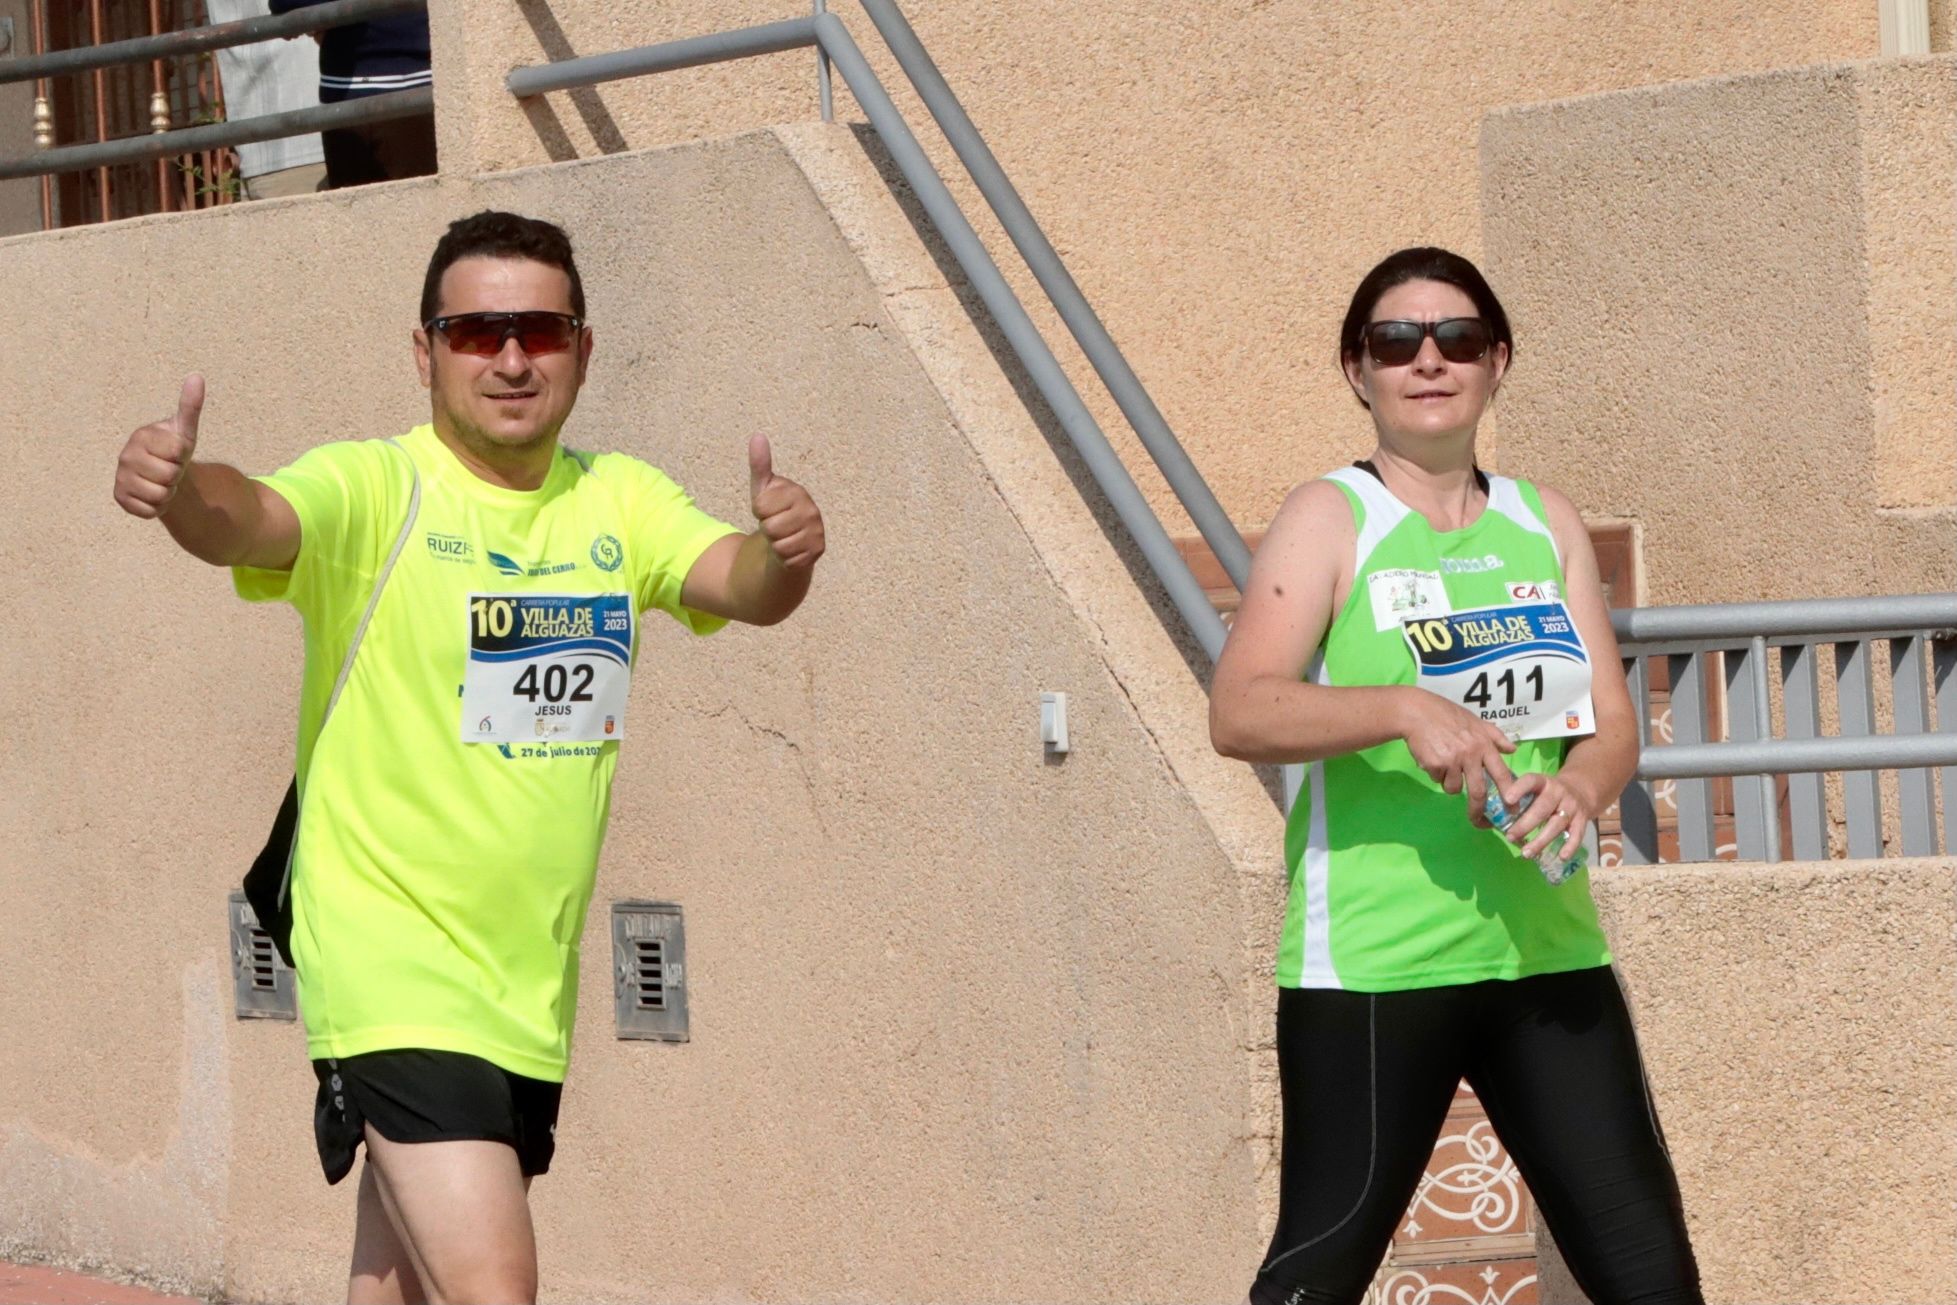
[312,1049,564,1185]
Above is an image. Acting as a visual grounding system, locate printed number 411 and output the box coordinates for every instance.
[1465,665,1544,709]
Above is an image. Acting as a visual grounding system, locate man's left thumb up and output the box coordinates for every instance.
[748,435,775,506]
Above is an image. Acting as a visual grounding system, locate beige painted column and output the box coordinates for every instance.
[1481,57,1957,606]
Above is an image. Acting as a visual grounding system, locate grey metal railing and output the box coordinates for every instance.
[0,0,422,84]
[506,4,1236,662]
[0,0,429,183]
[1612,594,1957,864]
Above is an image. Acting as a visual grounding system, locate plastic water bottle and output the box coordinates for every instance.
[1483,789,1588,886]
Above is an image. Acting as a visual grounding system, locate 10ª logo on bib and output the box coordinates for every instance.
[1400,600,1595,740]
[461,593,634,743]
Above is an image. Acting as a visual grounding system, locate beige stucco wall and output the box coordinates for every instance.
[1482,57,1957,605]
[1562,859,1957,1305]
[421,0,1920,553]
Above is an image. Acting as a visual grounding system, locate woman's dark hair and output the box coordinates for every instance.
[420,210,586,324]
[1339,247,1513,407]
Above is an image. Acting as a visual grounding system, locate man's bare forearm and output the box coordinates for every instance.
[723,529,812,626]
[161,462,280,567]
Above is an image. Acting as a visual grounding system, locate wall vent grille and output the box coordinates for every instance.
[228,891,296,1020]
[612,901,687,1041]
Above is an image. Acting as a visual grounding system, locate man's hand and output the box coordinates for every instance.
[678,437,824,624]
[748,435,825,569]
[114,375,203,519]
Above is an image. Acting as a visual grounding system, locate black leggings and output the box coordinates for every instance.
[1250,966,1701,1305]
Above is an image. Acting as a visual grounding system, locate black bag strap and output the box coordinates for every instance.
[277,437,422,910]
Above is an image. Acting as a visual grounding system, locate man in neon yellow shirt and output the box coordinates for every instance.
[112,211,825,1303]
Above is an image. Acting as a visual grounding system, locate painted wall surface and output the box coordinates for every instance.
[1585,859,1957,1305]
[1482,57,1957,605]
[421,0,1915,563]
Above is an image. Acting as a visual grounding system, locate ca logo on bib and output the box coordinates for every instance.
[1401,601,1595,740]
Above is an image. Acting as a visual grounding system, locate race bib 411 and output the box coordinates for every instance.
[461,593,634,743]
[1401,601,1595,741]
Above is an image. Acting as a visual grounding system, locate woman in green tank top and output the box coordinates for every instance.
[1211,249,1700,1305]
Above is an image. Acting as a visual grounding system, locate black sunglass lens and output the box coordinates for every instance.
[1366,323,1423,366]
[1434,320,1490,363]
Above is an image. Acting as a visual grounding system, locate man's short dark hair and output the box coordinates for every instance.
[420,210,586,324]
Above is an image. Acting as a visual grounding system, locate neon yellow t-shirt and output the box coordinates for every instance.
[235,423,739,1080]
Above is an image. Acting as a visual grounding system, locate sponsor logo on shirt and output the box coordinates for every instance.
[591,534,624,573]
[1366,568,1450,632]
[1507,580,1561,602]
[486,549,579,577]
[1441,554,1505,574]
[427,533,475,563]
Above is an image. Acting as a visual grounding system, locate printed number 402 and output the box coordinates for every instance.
[514,663,594,704]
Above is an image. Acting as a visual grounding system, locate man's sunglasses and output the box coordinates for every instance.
[424,311,584,357]
[1362,317,1492,367]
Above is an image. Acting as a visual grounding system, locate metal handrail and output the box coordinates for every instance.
[1639,733,1957,780]
[0,0,423,86]
[857,0,1253,592]
[1613,592,1957,644]
[504,17,820,97]
[504,11,1232,661]
[0,88,431,181]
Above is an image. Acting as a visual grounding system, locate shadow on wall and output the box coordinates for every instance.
[514,0,631,159]
[839,121,1290,809]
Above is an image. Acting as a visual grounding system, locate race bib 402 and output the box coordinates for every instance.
[1401,601,1595,741]
[460,593,634,743]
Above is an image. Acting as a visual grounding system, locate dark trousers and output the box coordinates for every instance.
[322,111,438,189]
[1250,967,1702,1305]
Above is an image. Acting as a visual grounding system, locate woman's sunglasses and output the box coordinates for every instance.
[425,311,584,357]
[1362,317,1491,367]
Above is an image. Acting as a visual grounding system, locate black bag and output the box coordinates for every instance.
[243,777,301,967]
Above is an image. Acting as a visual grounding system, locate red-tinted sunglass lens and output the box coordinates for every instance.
[441,317,506,355]
[512,314,578,355]
[439,313,578,356]
[1433,319,1490,363]
[1365,322,1424,366]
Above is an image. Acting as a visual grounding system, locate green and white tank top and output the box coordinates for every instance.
[1276,465,1612,991]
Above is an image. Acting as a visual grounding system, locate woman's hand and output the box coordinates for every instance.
[1398,689,1517,822]
[1497,770,1596,861]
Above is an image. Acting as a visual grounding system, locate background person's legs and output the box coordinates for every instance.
[321,114,437,189]
[360,1127,538,1305]
[243,162,328,200]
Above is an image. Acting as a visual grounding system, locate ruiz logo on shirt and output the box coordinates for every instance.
[427,533,475,563]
